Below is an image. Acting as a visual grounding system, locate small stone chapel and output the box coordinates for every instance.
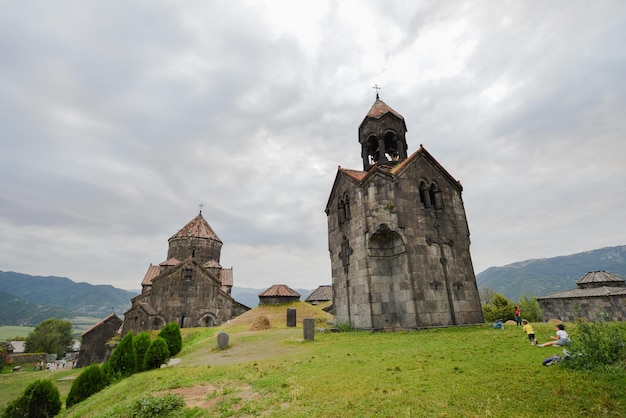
[121,211,248,335]
[325,95,484,330]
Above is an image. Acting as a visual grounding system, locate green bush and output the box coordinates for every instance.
[518,294,542,322]
[144,336,170,370]
[2,379,61,418]
[158,323,182,356]
[482,293,515,322]
[101,360,121,385]
[107,332,137,378]
[563,321,626,370]
[134,331,152,372]
[66,364,107,408]
[336,321,355,332]
[130,394,185,417]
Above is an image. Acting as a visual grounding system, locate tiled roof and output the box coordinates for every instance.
[203,260,222,269]
[305,285,332,302]
[339,167,368,181]
[170,212,222,242]
[138,302,157,316]
[537,286,626,300]
[159,258,180,267]
[577,271,625,286]
[259,284,301,297]
[81,313,121,336]
[365,98,404,121]
[221,267,233,286]
[141,264,161,286]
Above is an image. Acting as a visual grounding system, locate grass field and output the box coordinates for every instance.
[1,308,625,417]
[0,326,33,340]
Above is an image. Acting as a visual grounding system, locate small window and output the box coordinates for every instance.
[419,180,443,210]
[338,193,351,226]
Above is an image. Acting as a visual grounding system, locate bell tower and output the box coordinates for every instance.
[358,94,408,171]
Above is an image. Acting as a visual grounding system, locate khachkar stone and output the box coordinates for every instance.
[325,96,484,330]
[286,308,297,327]
[303,318,315,341]
[217,332,229,349]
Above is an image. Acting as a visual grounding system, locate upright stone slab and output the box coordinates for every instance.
[217,332,229,349]
[286,308,297,327]
[303,318,315,341]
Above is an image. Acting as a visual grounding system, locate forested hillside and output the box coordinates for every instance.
[0,271,136,325]
[476,245,626,301]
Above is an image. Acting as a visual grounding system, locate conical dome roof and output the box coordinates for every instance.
[169,212,222,243]
[364,98,405,121]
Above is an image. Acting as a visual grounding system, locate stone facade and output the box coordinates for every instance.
[538,271,626,322]
[121,212,248,335]
[326,97,484,330]
[77,313,123,368]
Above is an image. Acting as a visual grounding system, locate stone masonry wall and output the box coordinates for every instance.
[539,295,626,322]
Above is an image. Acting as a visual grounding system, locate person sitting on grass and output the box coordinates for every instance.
[537,324,570,347]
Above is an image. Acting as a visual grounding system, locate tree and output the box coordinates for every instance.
[133,331,152,372]
[66,364,107,408]
[2,379,61,418]
[144,337,170,370]
[158,323,182,356]
[107,332,136,378]
[25,318,73,357]
[482,292,515,323]
[518,294,542,322]
[479,286,495,305]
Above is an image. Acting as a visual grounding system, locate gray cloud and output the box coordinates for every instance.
[1,1,625,291]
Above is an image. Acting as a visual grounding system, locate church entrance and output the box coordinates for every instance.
[368,224,413,329]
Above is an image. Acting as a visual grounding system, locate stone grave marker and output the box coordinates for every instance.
[303,318,315,341]
[286,308,297,327]
[217,332,229,349]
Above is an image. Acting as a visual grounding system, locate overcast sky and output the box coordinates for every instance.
[1,1,625,292]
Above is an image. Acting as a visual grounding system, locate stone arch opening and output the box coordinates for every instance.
[368,224,412,328]
[153,317,165,330]
[198,313,218,327]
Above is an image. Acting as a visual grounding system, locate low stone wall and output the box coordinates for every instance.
[539,295,626,322]
[9,353,46,363]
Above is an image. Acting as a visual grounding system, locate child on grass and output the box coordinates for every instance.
[538,324,570,347]
[522,319,536,345]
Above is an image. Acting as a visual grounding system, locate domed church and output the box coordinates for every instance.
[326,95,484,330]
[122,211,248,335]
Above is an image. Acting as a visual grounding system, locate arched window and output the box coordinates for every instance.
[338,199,345,225]
[419,180,443,210]
[367,135,379,166]
[343,193,351,221]
[419,181,432,207]
[383,131,399,161]
[337,193,351,226]
[429,184,438,209]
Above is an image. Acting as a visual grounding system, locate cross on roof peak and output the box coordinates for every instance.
[372,84,382,100]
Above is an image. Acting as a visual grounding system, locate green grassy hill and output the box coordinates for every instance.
[2,303,624,417]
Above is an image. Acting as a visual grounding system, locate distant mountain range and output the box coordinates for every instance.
[3,245,624,326]
[476,245,626,301]
[0,271,138,326]
[0,270,315,326]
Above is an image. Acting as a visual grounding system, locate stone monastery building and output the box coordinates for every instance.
[122,212,248,335]
[326,96,484,330]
